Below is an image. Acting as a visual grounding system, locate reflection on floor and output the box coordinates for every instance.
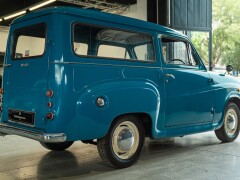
[0,132,240,180]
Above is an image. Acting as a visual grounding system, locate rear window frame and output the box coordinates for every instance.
[72,22,156,63]
[11,23,47,61]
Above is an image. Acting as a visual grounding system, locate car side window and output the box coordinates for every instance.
[161,37,198,66]
[73,23,155,62]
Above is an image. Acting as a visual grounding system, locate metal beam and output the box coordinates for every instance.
[57,0,129,14]
[209,31,213,71]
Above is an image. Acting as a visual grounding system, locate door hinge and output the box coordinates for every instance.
[211,108,215,115]
[48,40,54,46]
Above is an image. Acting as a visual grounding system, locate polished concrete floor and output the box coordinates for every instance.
[0,132,240,180]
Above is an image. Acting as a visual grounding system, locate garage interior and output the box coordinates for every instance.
[0,0,240,179]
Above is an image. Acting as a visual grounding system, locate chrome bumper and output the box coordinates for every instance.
[0,123,67,142]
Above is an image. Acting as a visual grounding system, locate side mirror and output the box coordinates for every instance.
[226,65,233,73]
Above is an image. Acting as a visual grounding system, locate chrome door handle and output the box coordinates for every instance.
[21,63,29,67]
[165,74,175,83]
[165,74,175,79]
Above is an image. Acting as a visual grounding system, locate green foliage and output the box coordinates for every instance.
[191,32,208,64]
[192,0,240,69]
[223,42,240,71]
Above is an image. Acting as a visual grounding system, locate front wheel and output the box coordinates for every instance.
[97,116,145,168]
[40,141,74,151]
[215,102,240,142]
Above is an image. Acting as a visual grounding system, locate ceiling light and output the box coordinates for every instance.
[29,0,56,11]
[4,11,27,20]
[0,19,2,22]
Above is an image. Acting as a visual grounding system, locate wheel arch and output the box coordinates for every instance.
[72,80,160,141]
[228,97,240,110]
[215,99,240,142]
[111,113,153,138]
[217,95,240,129]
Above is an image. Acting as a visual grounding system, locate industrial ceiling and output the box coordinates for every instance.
[0,0,136,26]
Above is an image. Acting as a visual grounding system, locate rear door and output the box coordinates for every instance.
[2,16,51,128]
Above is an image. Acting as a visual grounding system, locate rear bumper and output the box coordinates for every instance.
[0,123,67,142]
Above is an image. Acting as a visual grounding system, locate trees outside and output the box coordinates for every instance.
[191,32,209,64]
[192,0,240,70]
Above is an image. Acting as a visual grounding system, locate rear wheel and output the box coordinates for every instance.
[40,141,74,151]
[97,115,145,168]
[215,102,240,142]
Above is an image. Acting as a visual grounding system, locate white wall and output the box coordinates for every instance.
[123,0,147,21]
[0,27,9,53]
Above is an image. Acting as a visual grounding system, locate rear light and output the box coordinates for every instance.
[46,90,54,119]
[46,90,54,98]
[46,112,54,120]
[0,88,3,94]
[47,102,53,108]
[0,94,3,112]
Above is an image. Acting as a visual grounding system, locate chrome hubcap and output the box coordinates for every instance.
[225,109,238,136]
[117,129,134,151]
[112,121,139,159]
[227,114,236,130]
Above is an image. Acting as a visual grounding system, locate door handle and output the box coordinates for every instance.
[165,74,175,79]
[165,74,175,83]
[20,63,29,67]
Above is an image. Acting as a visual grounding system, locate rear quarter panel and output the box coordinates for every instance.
[50,14,163,141]
[52,62,161,140]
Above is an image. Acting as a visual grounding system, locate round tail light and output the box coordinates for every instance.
[46,112,54,120]
[46,90,54,98]
[47,102,53,108]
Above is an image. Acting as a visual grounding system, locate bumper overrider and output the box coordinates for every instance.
[0,123,67,142]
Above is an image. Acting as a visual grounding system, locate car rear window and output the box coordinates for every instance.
[12,23,46,60]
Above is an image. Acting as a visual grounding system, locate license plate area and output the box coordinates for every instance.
[8,109,35,126]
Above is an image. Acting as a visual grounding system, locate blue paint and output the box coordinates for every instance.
[1,7,240,141]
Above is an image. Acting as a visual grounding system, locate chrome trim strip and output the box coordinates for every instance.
[0,123,67,142]
[3,64,12,68]
[51,61,160,69]
[162,67,207,71]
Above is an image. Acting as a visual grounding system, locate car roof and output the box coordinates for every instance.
[12,6,185,38]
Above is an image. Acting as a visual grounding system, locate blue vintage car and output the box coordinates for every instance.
[0,7,239,168]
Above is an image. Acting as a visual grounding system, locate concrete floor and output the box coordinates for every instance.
[0,132,240,180]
